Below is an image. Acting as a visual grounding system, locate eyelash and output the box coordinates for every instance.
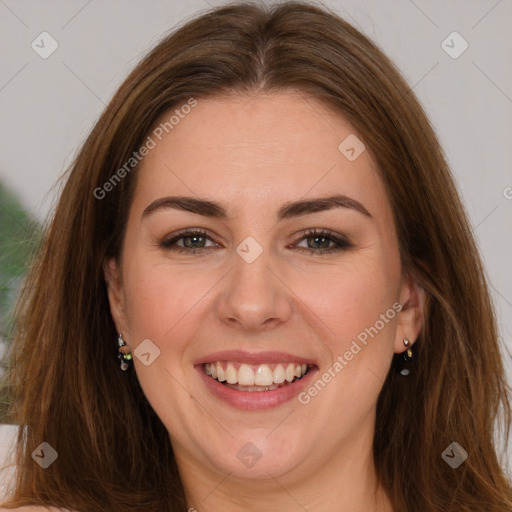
[159,228,353,256]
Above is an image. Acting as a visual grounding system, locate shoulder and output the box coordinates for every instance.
[0,508,79,511]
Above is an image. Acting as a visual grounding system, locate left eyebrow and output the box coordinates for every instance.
[141,194,372,221]
[278,195,372,220]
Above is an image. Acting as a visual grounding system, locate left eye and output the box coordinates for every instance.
[293,228,353,255]
[159,228,352,255]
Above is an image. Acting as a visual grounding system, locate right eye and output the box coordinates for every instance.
[159,229,220,254]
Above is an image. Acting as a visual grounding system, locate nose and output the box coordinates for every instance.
[216,243,293,332]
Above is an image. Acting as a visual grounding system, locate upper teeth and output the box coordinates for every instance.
[204,362,308,386]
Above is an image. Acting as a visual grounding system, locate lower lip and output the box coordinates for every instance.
[196,365,318,410]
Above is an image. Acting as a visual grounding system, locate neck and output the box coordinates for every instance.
[175,425,394,512]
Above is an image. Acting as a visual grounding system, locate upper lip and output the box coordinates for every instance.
[194,350,317,366]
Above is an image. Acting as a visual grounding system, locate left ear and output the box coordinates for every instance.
[394,271,425,353]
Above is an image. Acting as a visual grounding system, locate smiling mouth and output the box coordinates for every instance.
[203,361,311,392]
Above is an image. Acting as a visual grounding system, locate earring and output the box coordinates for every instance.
[397,337,413,376]
[117,333,132,371]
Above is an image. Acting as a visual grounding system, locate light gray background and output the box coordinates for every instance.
[0,0,511,468]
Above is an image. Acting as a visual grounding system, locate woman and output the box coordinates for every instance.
[1,1,511,511]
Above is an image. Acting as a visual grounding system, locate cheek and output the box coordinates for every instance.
[122,253,220,352]
[295,251,399,353]
[292,255,400,435]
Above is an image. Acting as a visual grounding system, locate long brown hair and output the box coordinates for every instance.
[1,2,511,511]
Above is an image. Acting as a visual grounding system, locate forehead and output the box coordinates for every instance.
[132,90,389,220]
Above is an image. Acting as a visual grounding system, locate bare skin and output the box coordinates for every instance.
[104,90,425,512]
[0,508,75,511]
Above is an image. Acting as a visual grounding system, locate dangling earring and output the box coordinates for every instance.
[397,337,413,376]
[117,333,132,371]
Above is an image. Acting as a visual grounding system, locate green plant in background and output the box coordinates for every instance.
[0,181,42,423]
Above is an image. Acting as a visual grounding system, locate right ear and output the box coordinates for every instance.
[103,257,129,339]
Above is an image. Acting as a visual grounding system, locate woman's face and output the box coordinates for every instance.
[105,90,423,482]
